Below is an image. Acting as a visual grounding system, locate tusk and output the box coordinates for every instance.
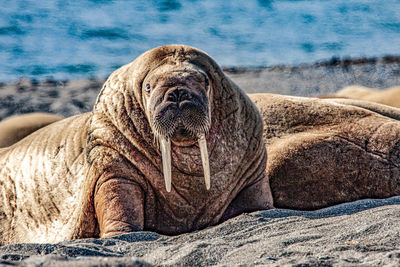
[198,134,210,190]
[160,136,172,192]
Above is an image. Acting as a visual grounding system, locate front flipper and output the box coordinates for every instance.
[94,178,144,238]
[220,172,274,223]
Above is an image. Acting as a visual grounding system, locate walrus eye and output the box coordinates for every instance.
[201,72,209,87]
[204,77,209,87]
[145,83,151,92]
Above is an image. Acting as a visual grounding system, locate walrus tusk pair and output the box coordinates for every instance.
[160,134,210,192]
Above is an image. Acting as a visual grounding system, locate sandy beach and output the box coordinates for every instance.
[1,57,400,266]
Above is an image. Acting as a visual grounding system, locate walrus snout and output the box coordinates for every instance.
[155,95,211,192]
[142,63,212,192]
[152,84,210,142]
[153,100,209,140]
[165,87,192,104]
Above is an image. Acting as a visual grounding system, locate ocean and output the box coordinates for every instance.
[0,0,399,81]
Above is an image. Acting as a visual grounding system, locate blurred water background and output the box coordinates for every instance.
[0,0,399,81]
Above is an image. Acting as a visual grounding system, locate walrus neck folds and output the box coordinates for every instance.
[159,133,210,192]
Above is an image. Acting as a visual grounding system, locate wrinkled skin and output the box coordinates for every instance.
[0,45,272,245]
[250,93,400,210]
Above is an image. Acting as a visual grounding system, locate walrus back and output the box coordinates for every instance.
[320,85,400,109]
[0,113,92,245]
[0,113,63,148]
[250,93,400,210]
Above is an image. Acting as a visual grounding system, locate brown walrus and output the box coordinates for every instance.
[319,85,400,108]
[0,113,63,148]
[0,45,273,245]
[2,45,400,246]
[249,93,400,210]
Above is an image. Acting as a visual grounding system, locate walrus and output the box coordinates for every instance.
[0,113,63,148]
[319,85,400,108]
[0,45,273,245]
[2,45,400,246]
[249,93,400,210]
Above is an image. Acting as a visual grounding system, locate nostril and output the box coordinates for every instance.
[179,90,190,102]
[166,90,178,102]
[166,89,191,103]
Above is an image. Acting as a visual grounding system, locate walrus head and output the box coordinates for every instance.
[92,44,264,198]
[142,63,211,192]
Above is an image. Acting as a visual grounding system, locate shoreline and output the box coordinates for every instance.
[1,55,399,121]
[2,54,400,83]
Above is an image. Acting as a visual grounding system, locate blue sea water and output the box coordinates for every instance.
[0,0,399,81]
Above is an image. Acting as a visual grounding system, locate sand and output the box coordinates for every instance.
[1,56,400,266]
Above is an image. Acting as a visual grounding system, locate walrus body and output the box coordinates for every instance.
[250,93,400,210]
[0,45,272,245]
[0,113,63,148]
[319,85,400,108]
[0,114,93,243]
